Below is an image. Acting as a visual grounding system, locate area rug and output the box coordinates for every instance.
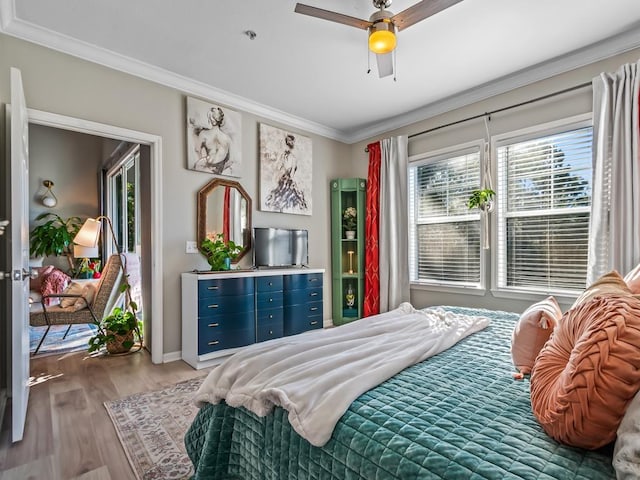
[104,377,204,480]
[29,324,97,356]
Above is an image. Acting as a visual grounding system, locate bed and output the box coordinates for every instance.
[184,306,615,479]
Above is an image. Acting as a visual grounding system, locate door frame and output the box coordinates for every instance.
[27,108,164,364]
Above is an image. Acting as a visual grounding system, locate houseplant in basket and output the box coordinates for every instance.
[201,233,242,271]
[88,277,142,354]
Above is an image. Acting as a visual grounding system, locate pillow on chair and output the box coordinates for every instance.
[60,281,86,308]
[40,268,71,306]
[511,296,561,375]
[60,280,99,310]
[530,294,640,449]
[30,265,54,292]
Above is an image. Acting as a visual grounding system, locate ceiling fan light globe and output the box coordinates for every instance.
[368,30,396,54]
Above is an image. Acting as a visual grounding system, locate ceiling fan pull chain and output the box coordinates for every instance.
[367,39,371,74]
[393,48,397,82]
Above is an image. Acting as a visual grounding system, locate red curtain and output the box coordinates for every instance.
[222,186,230,243]
[363,142,381,317]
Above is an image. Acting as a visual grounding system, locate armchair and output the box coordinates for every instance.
[30,254,124,354]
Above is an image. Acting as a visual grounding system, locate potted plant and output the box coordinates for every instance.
[343,206,357,239]
[467,188,496,212]
[88,281,142,354]
[201,233,243,271]
[30,212,82,269]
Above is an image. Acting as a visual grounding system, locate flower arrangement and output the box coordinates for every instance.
[79,259,101,279]
[201,233,243,271]
[343,206,357,232]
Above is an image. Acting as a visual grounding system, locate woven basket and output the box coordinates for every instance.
[106,330,135,354]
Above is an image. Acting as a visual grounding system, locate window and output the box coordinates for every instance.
[408,145,482,287]
[496,120,592,293]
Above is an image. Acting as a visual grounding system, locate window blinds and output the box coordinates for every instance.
[409,149,481,285]
[497,126,592,291]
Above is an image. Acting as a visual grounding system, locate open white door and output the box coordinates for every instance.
[9,67,31,442]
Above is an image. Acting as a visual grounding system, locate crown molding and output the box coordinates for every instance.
[2,0,639,145]
[0,7,348,143]
[343,27,640,143]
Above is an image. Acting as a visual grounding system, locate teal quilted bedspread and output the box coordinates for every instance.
[185,307,615,479]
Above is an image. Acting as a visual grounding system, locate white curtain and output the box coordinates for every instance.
[379,135,410,312]
[588,60,640,284]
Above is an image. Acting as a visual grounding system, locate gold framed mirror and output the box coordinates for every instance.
[197,179,252,263]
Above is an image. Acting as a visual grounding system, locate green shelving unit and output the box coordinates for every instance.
[330,178,366,325]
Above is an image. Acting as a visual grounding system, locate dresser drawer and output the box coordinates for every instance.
[283,301,323,322]
[256,306,283,324]
[256,319,284,343]
[198,277,254,299]
[284,314,322,336]
[256,275,283,292]
[284,287,323,305]
[198,293,254,317]
[198,310,255,335]
[198,327,255,355]
[284,272,323,291]
[256,291,283,310]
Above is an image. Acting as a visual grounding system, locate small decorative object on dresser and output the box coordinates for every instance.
[200,233,242,271]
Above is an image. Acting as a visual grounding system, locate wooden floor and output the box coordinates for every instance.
[0,349,207,480]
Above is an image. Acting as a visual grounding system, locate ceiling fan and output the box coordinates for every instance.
[294,0,463,78]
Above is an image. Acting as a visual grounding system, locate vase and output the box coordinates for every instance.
[345,230,356,240]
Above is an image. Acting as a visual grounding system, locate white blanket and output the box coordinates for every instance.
[194,302,490,447]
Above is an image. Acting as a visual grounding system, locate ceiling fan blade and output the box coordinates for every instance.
[392,0,464,31]
[376,53,394,78]
[294,4,371,30]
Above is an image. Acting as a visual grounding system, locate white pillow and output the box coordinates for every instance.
[614,389,640,479]
[60,281,86,308]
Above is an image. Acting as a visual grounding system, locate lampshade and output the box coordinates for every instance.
[73,244,99,259]
[368,28,396,54]
[74,218,102,248]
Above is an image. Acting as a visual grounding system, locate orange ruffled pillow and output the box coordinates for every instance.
[511,296,561,375]
[624,263,640,295]
[530,294,640,449]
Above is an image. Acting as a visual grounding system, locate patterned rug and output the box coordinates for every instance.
[104,377,204,480]
[30,324,97,356]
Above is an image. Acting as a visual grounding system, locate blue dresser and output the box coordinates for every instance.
[182,269,325,369]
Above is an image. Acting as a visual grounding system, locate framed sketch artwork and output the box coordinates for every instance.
[186,97,241,176]
[259,124,312,215]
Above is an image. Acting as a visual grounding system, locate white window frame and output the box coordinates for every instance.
[490,113,593,303]
[408,140,487,295]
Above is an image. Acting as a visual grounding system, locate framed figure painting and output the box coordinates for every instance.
[259,124,312,215]
[186,97,241,176]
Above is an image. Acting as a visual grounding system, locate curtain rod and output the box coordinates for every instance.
[364,81,592,152]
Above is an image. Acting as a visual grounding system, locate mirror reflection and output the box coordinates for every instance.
[197,179,252,263]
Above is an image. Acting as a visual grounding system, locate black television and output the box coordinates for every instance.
[253,227,308,268]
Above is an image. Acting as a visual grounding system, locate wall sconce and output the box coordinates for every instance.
[41,180,58,208]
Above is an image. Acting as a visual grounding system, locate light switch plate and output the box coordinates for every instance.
[186,241,198,253]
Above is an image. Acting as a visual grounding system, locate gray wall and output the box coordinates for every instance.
[28,124,102,270]
[0,33,351,356]
[351,47,640,315]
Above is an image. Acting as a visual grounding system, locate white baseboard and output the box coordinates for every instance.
[163,351,182,363]
[324,318,334,328]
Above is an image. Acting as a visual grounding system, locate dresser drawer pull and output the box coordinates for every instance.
[310,292,319,297]
[269,314,273,319]
[310,307,318,311]
[208,340,219,346]
[207,286,219,290]
[207,304,219,309]
[269,330,273,335]
[207,322,219,328]
[268,281,273,286]
[309,277,319,282]
[310,320,318,325]
[269,298,273,302]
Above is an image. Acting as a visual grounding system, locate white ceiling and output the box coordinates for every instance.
[2,0,640,143]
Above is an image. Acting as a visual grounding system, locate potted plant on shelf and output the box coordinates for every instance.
[343,206,357,239]
[201,233,243,271]
[467,188,496,212]
[30,212,82,269]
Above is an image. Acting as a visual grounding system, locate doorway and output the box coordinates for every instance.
[27,108,163,363]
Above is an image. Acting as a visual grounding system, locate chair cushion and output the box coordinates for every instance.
[530,294,640,449]
[511,296,561,375]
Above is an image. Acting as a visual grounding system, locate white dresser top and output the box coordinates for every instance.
[182,268,324,280]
